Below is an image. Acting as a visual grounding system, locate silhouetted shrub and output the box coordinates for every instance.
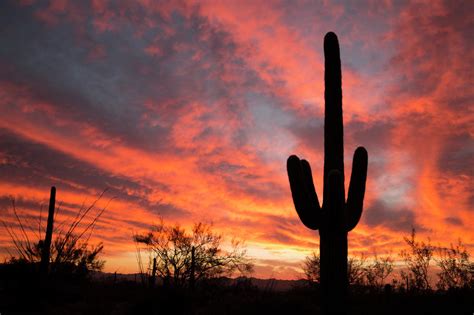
[399,228,434,292]
[436,239,474,290]
[303,252,320,286]
[364,254,394,290]
[134,219,253,288]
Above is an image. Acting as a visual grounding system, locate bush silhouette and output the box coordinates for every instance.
[134,220,253,289]
[399,228,434,292]
[436,239,474,290]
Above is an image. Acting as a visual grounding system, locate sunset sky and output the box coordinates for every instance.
[0,0,472,279]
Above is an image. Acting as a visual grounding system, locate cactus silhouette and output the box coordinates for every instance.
[150,257,157,288]
[40,186,56,278]
[287,32,368,313]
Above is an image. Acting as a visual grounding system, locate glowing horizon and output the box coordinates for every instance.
[0,0,472,280]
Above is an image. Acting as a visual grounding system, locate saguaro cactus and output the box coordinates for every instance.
[287,32,368,313]
[40,186,56,277]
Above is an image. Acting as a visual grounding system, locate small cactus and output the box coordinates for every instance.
[40,186,56,278]
[287,32,368,313]
[149,257,157,288]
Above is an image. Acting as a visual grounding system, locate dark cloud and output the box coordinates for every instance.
[437,132,474,176]
[198,157,288,202]
[265,231,294,244]
[226,177,287,201]
[0,129,155,190]
[150,202,190,219]
[444,216,463,226]
[436,132,473,210]
[264,213,302,229]
[0,196,41,213]
[287,118,324,151]
[468,192,474,210]
[347,119,394,152]
[364,200,423,233]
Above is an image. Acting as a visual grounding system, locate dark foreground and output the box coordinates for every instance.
[1,277,473,315]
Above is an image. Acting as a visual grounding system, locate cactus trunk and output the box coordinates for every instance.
[321,32,348,314]
[320,170,348,313]
[150,257,157,288]
[287,32,368,314]
[40,186,56,278]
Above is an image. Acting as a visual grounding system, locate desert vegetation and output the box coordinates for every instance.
[0,188,473,314]
[1,187,107,282]
[303,229,474,293]
[133,219,254,288]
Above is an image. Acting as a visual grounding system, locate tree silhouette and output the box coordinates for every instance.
[347,255,366,286]
[303,252,321,285]
[134,220,253,288]
[364,254,394,290]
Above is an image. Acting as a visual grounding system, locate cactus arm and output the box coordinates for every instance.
[323,32,345,206]
[300,159,321,212]
[346,146,368,231]
[287,155,321,230]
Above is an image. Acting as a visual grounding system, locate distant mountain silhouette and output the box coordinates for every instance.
[91,271,307,291]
